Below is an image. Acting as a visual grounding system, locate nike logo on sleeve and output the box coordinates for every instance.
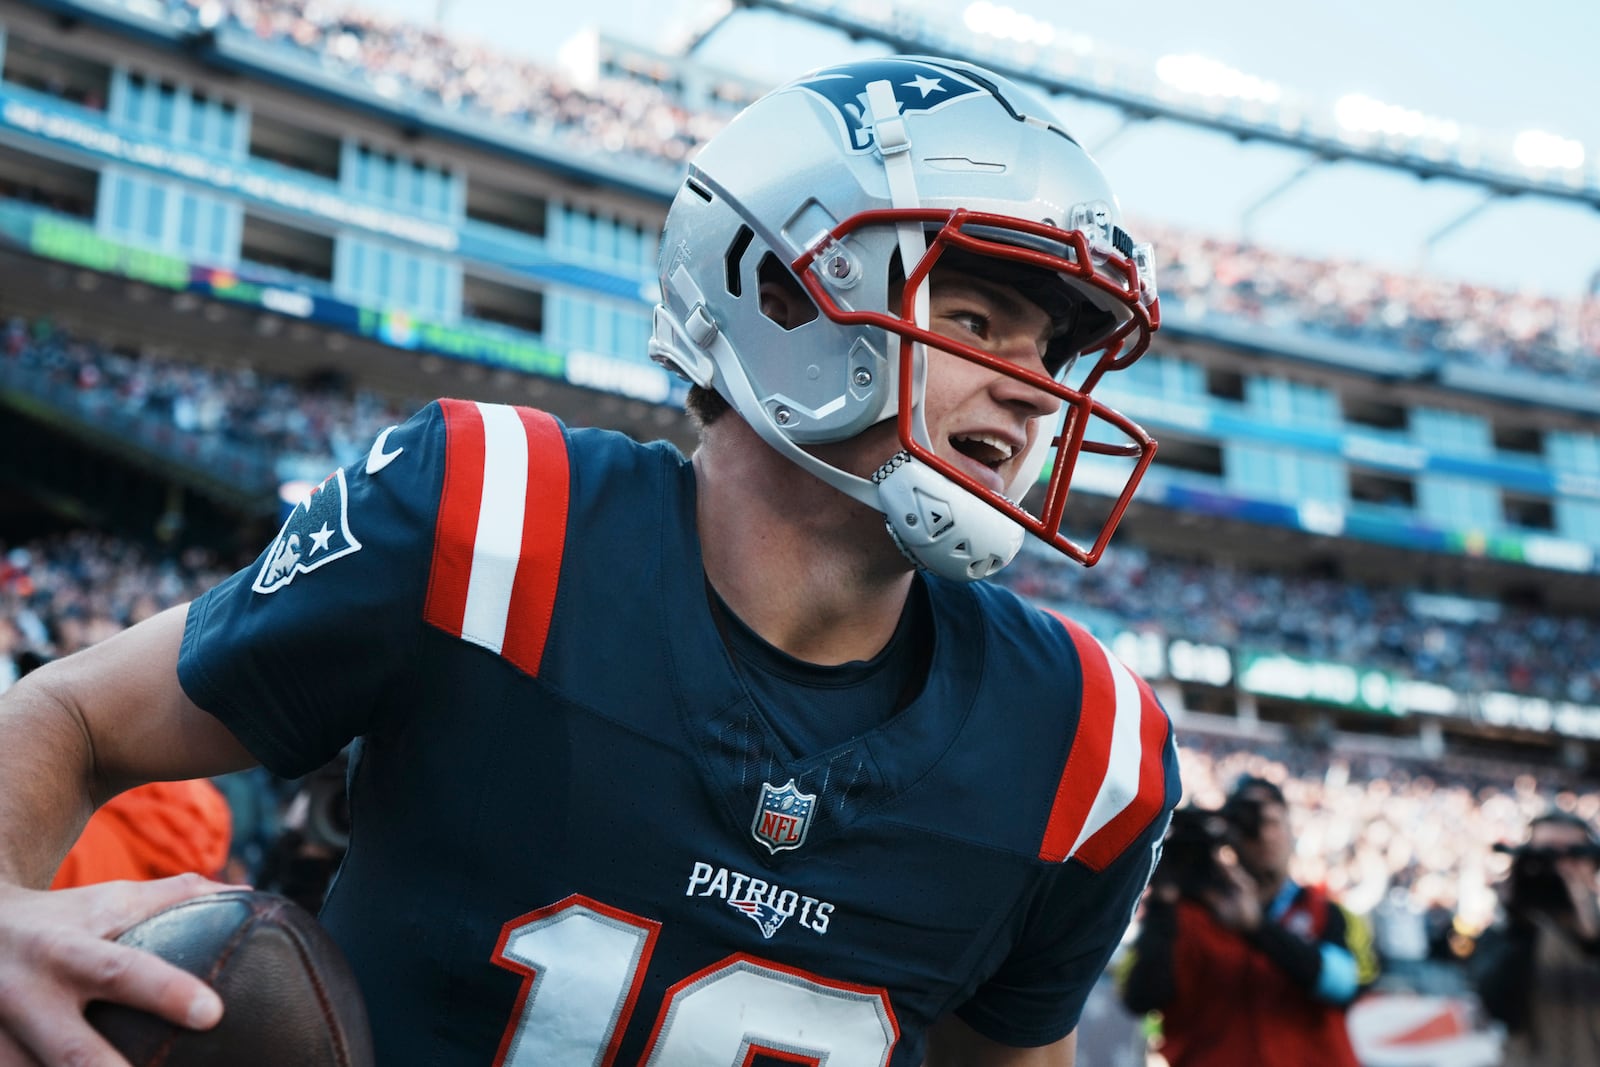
[366,425,404,475]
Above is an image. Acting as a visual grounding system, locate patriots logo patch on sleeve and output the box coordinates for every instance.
[252,468,363,594]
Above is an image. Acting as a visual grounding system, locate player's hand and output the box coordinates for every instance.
[0,874,239,1067]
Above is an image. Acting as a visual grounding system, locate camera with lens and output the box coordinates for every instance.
[1494,839,1600,913]
[294,754,352,854]
[258,750,351,913]
[1152,795,1266,899]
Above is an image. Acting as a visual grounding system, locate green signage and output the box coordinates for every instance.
[355,309,565,378]
[29,217,189,290]
[1237,651,1406,716]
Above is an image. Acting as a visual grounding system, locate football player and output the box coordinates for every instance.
[0,56,1177,1066]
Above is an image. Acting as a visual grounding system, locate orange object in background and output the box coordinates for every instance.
[51,779,233,889]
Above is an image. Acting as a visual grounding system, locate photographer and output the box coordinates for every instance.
[1470,809,1600,1066]
[1118,776,1379,1066]
[255,749,352,914]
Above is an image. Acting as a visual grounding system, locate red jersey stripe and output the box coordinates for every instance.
[425,398,488,638]
[424,401,570,677]
[498,407,569,677]
[1037,612,1117,863]
[1075,672,1171,871]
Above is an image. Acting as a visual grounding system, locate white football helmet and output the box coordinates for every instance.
[650,55,1159,579]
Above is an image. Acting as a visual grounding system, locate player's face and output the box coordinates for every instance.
[919,270,1064,494]
[816,267,1063,494]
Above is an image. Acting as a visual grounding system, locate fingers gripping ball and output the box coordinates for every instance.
[87,890,374,1067]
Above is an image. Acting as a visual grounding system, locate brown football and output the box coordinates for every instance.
[86,890,373,1067]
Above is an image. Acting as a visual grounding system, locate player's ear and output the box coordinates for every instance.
[756,253,818,331]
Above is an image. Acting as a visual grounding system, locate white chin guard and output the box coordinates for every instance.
[873,452,1024,582]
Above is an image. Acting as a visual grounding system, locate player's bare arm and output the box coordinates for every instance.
[0,603,256,1066]
[925,1018,1077,1066]
[0,604,253,886]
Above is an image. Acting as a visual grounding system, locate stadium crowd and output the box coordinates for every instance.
[7,312,1600,706]
[0,530,228,687]
[8,0,1599,384]
[1172,736,1599,946]
[998,547,1600,707]
[139,0,1600,383]
[5,6,1598,1059]
[1148,223,1600,384]
[3,315,416,480]
[178,0,724,164]
[2,524,1593,953]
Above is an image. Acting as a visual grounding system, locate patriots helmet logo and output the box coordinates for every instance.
[728,898,790,939]
[253,467,362,594]
[752,779,817,854]
[792,57,983,153]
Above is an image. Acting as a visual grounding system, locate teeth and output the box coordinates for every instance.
[953,433,1017,461]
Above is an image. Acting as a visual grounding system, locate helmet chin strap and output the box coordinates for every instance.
[862,80,930,448]
[861,79,1023,581]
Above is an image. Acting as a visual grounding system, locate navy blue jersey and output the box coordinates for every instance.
[179,399,1181,1065]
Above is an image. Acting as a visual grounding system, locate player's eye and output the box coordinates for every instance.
[946,309,989,338]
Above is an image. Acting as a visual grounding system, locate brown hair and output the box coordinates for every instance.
[685,383,730,428]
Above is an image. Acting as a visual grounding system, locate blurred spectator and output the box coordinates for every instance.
[49,780,233,889]
[1469,810,1600,1066]
[12,591,237,892]
[0,531,283,889]
[210,766,288,884]
[1119,775,1380,1066]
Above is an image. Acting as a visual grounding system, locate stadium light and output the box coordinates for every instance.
[1154,54,1280,104]
[962,1,1057,46]
[1512,128,1586,170]
[1332,93,1461,144]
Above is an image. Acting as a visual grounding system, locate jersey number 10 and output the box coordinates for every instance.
[491,894,899,1065]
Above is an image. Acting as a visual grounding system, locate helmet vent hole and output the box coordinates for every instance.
[724,225,754,296]
[756,252,818,331]
[685,178,714,202]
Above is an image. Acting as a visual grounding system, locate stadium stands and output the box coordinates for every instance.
[2,4,1596,1060]
[182,0,724,161]
[6,310,1599,709]
[4,314,417,482]
[1150,224,1600,384]
[3,523,1591,950]
[6,0,1598,389]
[153,0,1600,383]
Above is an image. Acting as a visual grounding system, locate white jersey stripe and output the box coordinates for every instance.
[1069,637,1145,859]
[460,402,530,654]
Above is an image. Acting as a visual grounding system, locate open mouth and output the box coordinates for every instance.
[949,432,1017,488]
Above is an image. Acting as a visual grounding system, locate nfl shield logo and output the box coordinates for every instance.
[751,779,816,854]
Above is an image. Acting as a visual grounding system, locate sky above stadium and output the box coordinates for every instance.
[368,0,1600,298]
